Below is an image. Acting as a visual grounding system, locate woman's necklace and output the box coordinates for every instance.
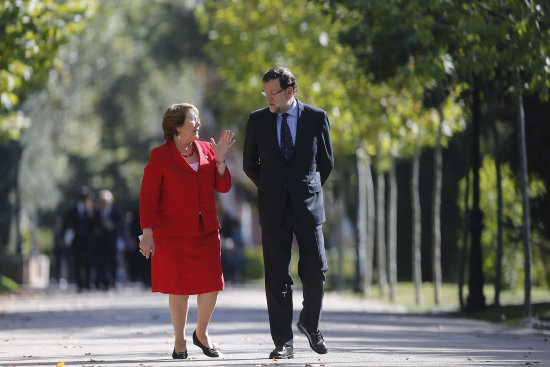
[180,143,195,158]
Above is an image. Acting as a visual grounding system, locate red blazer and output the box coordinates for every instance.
[140,139,231,238]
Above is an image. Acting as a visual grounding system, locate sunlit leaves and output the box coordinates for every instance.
[458,156,546,289]
[196,0,454,160]
[196,1,356,141]
[0,0,97,142]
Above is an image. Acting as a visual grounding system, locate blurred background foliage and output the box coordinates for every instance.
[458,156,547,289]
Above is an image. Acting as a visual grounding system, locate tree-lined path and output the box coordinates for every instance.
[1,284,549,366]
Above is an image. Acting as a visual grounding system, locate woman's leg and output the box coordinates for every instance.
[195,291,219,348]
[169,294,190,352]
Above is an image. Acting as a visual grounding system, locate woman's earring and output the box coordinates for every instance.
[177,134,181,140]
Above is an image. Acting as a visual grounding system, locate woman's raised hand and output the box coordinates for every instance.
[210,130,236,160]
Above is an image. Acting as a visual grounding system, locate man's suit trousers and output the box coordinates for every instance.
[260,196,328,346]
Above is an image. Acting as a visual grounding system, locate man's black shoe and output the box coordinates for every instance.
[269,344,294,359]
[297,321,328,354]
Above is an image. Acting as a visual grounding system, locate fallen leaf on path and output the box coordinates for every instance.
[64,344,82,349]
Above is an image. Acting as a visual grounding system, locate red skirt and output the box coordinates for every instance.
[151,230,225,295]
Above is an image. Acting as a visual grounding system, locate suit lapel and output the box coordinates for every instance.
[293,99,306,160]
[267,111,282,157]
[196,141,208,170]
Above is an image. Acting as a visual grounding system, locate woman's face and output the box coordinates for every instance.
[177,109,200,142]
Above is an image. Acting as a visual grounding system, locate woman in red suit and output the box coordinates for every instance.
[139,103,235,360]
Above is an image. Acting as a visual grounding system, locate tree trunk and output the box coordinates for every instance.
[387,155,398,302]
[411,131,423,306]
[459,169,471,311]
[365,155,376,297]
[326,181,343,291]
[467,81,486,311]
[484,83,503,308]
[517,92,532,321]
[376,168,388,297]
[14,142,23,257]
[433,107,444,305]
[336,171,346,291]
[356,148,368,295]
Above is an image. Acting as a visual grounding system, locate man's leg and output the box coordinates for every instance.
[261,225,294,347]
[295,224,327,332]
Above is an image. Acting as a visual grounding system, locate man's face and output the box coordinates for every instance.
[263,79,292,114]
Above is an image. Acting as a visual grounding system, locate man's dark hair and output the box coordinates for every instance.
[78,186,92,201]
[262,66,298,94]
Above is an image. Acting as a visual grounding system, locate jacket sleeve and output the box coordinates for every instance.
[243,113,260,187]
[214,164,232,193]
[139,149,163,230]
[318,111,334,186]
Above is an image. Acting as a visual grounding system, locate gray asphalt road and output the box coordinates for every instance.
[1,284,549,366]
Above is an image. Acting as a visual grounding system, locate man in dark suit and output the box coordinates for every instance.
[63,187,95,292]
[243,66,334,359]
[93,189,123,290]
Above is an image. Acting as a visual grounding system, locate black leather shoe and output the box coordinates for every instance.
[172,348,188,359]
[193,330,219,358]
[269,344,294,359]
[297,321,328,354]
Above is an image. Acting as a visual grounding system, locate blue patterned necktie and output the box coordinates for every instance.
[280,113,293,160]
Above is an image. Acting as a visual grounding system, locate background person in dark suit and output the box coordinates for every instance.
[63,187,95,292]
[93,189,123,290]
[243,66,334,359]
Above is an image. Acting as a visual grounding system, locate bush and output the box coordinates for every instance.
[242,246,264,281]
[0,275,19,293]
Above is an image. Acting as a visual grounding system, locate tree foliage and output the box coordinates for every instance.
[0,0,96,142]
[458,156,546,289]
[9,1,210,254]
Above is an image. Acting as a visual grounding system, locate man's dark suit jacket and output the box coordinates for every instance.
[63,205,94,250]
[243,99,334,228]
[94,204,123,249]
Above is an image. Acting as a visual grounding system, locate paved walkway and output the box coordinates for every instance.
[1,283,549,366]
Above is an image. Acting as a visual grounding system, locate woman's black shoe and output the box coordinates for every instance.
[192,330,219,358]
[172,348,188,359]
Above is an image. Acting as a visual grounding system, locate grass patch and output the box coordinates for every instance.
[458,302,550,327]
[0,275,19,293]
[363,282,550,327]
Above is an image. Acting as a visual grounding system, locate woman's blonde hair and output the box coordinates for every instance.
[161,103,199,141]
